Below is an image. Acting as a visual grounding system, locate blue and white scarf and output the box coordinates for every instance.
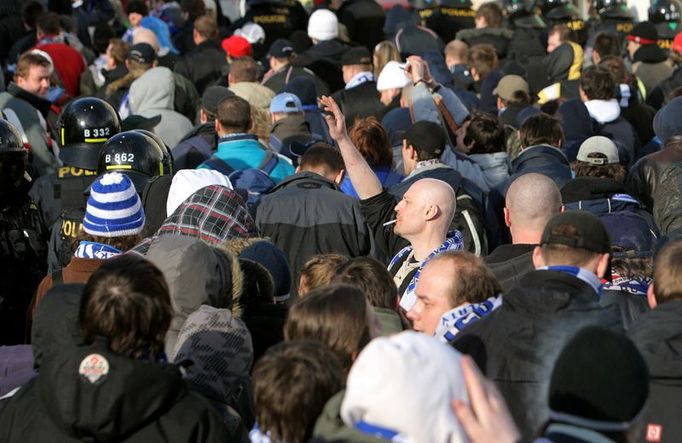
[603,274,650,297]
[345,71,376,90]
[539,266,603,296]
[354,420,413,443]
[74,241,121,260]
[249,424,280,443]
[434,295,502,342]
[390,230,464,310]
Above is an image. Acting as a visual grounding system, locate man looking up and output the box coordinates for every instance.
[321,95,462,311]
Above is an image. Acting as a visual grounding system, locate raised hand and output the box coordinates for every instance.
[319,95,348,143]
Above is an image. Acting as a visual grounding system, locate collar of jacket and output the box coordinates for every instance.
[270,171,338,192]
[485,243,535,263]
[271,114,311,135]
[584,99,620,124]
[512,144,569,168]
[218,133,259,144]
[506,269,602,312]
[7,82,52,117]
[633,43,668,64]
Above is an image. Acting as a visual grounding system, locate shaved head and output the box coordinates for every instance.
[394,178,456,242]
[133,27,160,52]
[412,178,456,227]
[506,173,562,232]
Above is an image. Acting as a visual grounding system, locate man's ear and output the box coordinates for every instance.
[596,253,610,279]
[424,204,440,221]
[334,169,345,185]
[503,207,511,228]
[647,283,658,309]
[214,119,221,133]
[295,165,301,174]
[532,246,545,269]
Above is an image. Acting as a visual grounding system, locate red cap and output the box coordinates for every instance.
[674,32,682,54]
[626,34,658,45]
[222,35,252,58]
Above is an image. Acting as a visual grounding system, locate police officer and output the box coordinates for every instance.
[229,0,308,49]
[649,0,681,52]
[588,0,635,43]
[135,129,174,176]
[0,119,47,345]
[504,0,547,65]
[35,97,121,273]
[539,0,588,45]
[420,0,476,44]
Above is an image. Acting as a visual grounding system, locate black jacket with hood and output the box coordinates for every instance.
[628,300,682,443]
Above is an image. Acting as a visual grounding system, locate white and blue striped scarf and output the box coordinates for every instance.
[539,266,603,296]
[74,241,121,260]
[435,295,503,342]
[345,71,376,90]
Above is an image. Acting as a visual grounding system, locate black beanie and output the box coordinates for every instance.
[549,326,649,432]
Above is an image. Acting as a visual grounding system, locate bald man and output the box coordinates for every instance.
[485,173,562,291]
[321,96,464,310]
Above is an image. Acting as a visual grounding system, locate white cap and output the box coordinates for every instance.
[377,61,409,91]
[235,22,266,44]
[576,136,619,165]
[341,331,469,443]
[307,9,338,41]
[166,169,232,216]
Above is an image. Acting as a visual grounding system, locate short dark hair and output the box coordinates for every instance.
[464,111,506,154]
[468,44,499,80]
[429,251,502,306]
[581,65,615,101]
[193,14,217,40]
[126,0,148,15]
[22,1,45,29]
[37,11,61,36]
[216,96,251,132]
[476,2,503,27]
[108,38,129,65]
[519,113,564,148]
[349,117,393,169]
[180,0,206,19]
[299,143,345,175]
[593,32,621,58]
[80,255,172,360]
[334,257,398,309]
[285,284,373,372]
[598,55,632,85]
[92,23,115,55]
[253,340,344,443]
[230,56,258,83]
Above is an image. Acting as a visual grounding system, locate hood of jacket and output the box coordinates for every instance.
[269,170,338,193]
[561,177,624,202]
[629,300,682,379]
[129,66,175,113]
[131,185,257,255]
[37,340,188,441]
[172,305,253,405]
[512,144,571,173]
[557,98,594,142]
[300,39,351,66]
[545,41,582,82]
[143,235,245,355]
[271,114,312,139]
[383,4,419,36]
[584,99,621,124]
[633,43,668,64]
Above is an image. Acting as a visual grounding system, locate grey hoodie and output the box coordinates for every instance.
[129,67,193,149]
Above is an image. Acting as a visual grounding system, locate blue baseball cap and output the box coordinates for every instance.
[269,93,303,114]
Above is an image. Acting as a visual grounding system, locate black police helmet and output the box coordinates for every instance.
[134,129,174,175]
[503,0,536,18]
[97,131,165,194]
[438,0,473,8]
[649,0,681,23]
[57,97,121,171]
[539,0,567,15]
[0,119,26,154]
[593,0,633,19]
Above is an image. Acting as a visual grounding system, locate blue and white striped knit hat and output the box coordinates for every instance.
[83,172,145,237]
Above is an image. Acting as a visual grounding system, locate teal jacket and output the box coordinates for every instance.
[199,133,294,183]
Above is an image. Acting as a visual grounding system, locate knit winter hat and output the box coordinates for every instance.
[83,172,145,237]
[549,326,648,432]
[308,9,338,41]
[653,96,682,143]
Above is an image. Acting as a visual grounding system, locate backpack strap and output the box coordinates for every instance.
[203,156,236,176]
[257,151,279,174]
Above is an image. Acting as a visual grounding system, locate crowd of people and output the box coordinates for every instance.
[0,0,681,441]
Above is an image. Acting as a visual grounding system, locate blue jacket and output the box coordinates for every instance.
[199,133,294,184]
[501,144,573,196]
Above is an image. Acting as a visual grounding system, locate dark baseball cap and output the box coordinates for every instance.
[341,47,372,66]
[404,120,446,158]
[201,86,235,116]
[541,211,611,253]
[127,43,156,64]
[268,38,295,58]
